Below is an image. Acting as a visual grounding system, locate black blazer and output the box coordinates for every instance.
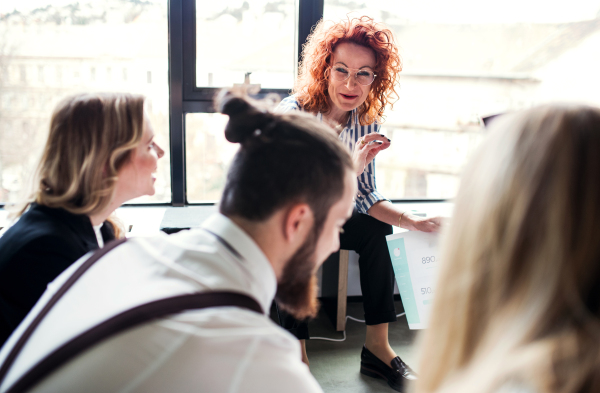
[0,203,115,345]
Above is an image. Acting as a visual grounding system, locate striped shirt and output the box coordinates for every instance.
[276,95,388,214]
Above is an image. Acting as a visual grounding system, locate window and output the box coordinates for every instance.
[322,1,600,199]
[180,0,300,203]
[55,66,63,84]
[185,113,237,202]
[195,0,296,89]
[2,0,598,208]
[0,1,171,205]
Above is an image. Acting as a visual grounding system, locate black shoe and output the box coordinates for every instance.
[360,345,417,392]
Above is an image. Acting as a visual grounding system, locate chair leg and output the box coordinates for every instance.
[336,249,349,331]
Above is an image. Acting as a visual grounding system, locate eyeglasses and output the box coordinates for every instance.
[330,65,377,86]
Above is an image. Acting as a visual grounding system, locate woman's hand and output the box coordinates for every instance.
[403,215,443,233]
[354,133,391,176]
[368,201,446,233]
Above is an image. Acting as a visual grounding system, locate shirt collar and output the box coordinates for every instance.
[200,213,277,313]
[316,108,357,131]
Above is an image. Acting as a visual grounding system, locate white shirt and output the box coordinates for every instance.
[0,214,323,393]
[92,223,104,248]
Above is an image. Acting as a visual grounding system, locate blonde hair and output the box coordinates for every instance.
[415,105,600,393]
[16,92,146,238]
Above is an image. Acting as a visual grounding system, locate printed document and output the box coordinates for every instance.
[386,231,439,329]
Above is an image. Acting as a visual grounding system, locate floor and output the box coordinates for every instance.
[304,300,419,393]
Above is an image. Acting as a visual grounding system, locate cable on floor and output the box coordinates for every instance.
[310,312,406,342]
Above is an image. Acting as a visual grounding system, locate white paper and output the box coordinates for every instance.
[386,231,440,329]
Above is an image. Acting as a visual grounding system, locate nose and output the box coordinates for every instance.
[155,143,165,158]
[344,74,357,89]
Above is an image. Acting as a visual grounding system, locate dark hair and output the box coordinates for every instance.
[217,92,354,235]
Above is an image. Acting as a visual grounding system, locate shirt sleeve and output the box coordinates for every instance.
[275,95,301,113]
[355,122,390,214]
[231,334,324,393]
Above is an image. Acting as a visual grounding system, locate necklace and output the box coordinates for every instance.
[323,111,350,134]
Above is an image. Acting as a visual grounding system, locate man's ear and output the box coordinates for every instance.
[282,203,313,244]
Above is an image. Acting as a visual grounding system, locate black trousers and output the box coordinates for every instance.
[277,209,396,339]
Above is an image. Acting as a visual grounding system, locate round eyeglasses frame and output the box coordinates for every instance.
[330,65,377,86]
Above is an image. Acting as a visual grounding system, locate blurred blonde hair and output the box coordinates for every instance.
[415,105,600,393]
[14,92,146,238]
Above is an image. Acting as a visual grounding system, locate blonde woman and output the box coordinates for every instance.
[0,92,164,345]
[415,105,600,393]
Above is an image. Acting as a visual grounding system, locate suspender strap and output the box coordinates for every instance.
[0,238,128,387]
[5,292,261,393]
[0,238,263,393]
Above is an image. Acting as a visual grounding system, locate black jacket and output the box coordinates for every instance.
[0,203,115,345]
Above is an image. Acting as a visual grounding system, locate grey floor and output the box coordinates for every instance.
[305,300,419,393]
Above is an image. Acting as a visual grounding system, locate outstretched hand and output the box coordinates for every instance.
[354,133,391,176]
[404,215,444,233]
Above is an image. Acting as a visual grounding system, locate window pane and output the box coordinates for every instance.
[196,0,296,89]
[186,113,238,203]
[0,1,170,204]
[323,1,600,199]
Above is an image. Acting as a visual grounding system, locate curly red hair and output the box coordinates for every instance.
[294,16,401,126]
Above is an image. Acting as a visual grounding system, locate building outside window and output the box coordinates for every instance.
[18,65,26,83]
[55,66,62,84]
[321,0,600,199]
[0,0,170,204]
[1,0,599,206]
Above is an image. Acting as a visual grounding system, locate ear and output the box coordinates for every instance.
[282,203,313,244]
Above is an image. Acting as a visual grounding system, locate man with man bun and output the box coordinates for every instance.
[0,93,355,393]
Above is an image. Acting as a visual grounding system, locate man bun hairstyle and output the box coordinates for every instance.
[215,91,354,237]
[218,92,275,144]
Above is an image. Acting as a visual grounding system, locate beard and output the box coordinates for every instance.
[274,226,321,320]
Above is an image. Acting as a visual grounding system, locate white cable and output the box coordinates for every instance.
[346,315,364,323]
[310,330,347,342]
[310,312,406,342]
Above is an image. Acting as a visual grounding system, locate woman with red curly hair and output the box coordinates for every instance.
[277,16,442,392]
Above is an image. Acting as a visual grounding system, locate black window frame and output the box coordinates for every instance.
[169,0,324,206]
[0,0,442,209]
